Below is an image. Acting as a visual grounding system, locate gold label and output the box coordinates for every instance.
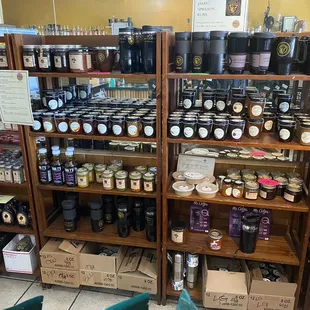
[277,42,290,57]
[128,36,134,45]
[226,0,241,16]
[98,53,106,63]
[176,56,183,67]
[193,56,202,67]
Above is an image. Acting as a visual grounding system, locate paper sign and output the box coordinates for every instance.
[192,0,249,32]
[177,154,215,176]
[0,70,33,125]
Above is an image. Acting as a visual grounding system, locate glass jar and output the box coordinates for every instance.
[84,48,94,72]
[96,115,110,136]
[54,113,69,133]
[232,180,244,199]
[300,122,310,146]
[183,118,197,139]
[0,163,5,182]
[263,112,276,133]
[142,25,157,74]
[197,118,213,140]
[221,179,232,197]
[277,94,292,114]
[77,167,89,188]
[168,117,182,139]
[248,98,265,119]
[13,164,25,184]
[230,95,246,116]
[259,180,278,200]
[53,45,70,72]
[115,170,128,191]
[278,120,296,143]
[135,166,147,174]
[0,45,9,70]
[243,173,257,182]
[213,118,229,141]
[228,119,245,141]
[82,115,96,135]
[23,45,39,71]
[181,91,196,110]
[244,181,259,200]
[83,163,95,183]
[119,27,137,74]
[38,45,53,72]
[129,171,142,192]
[109,142,119,151]
[202,92,215,112]
[126,116,140,138]
[143,172,155,192]
[102,169,115,190]
[63,85,77,103]
[42,90,59,111]
[171,220,187,244]
[32,112,43,132]
[4,164,13,183]
[274,176,288,196]
[142,117,156,138]
[95,47,117,72]
[246,118,264,139]
[42,112,56,133]
[69,113,82,134]
[215,93,228,112]
[111,116,126,137]
[284,184,302,203]
[69,48,88,73]
[95,164,106,184]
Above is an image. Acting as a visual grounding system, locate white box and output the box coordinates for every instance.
[2,234,38,274]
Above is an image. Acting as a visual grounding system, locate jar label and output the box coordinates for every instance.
[216,100,226,111]
[279,128,290,141]
[65,167,77,186]
[23,56,34,68]
[96,173,103,183]
[264,120,273,131]
[214,128,224,140]
[279,102,290,113]
[204,99,213,110]
[0,171,5,181]
[0,56,8,67]
[252,105,263,117]
[225,187,232,196]
[232,188,241,198]
[80,90,87,99]
[33,120,42,131]
[98,124,107,135]
[52,166,65,185]
[144,125,154,137]
[113,124,122,136]
[54,56,62,68]
[172,280,184,291]
[70,121,80,133]
[58,121,68,133]
[48,99,58,110]
[78,175,88,187]
[4,170,13,182]
[245,191,258,200]
[39,164,52,183]
[183,99,192,109]
[228,54,247,69]
[184,127,194,138]
[103,178,112,189]
[249,126,259,137]
[58,98,64,108]
[301,132,310,144]
[251,52,271,69]
[144,181,154,192]
[66,91,73,101]
[116,179,126,190]
[209,239,221,250]
[83,123,93,134]
[187,256,199,268]
[2,211,12,224]
[198,127,208,139]
[128,124,138,136]
[171,230,183,243]
[130,179,141,191]
[69,54,84,70]
[43,121,53,132]
[170,125,180,137]
[231,128,242,140]
[13,171,22,184]
[284,192,295,202]
[38,56,50,69]
[86,54,92,69]
[259,189,267,199]
[233,102,243,114]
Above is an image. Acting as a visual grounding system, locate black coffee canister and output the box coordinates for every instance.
[208,31,228,74]
[192,32,210,73]
[117,219,130,238]
[132,198,145,232]
[119,27,137,73]
[62,200,77,232]
[175,32,192,73]
[142,26,157,74]
[274,36,298,75]
[227,32,249,74]
[145,206,156,242]
[102,195,115,224]
[250,32,275,75]
[89,200,104,233]
[240,212,261,254]
[134,28,144,73]
[300,37,310,74]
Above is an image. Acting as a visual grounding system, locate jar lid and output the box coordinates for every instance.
[274,176,288,185]
[95,164,106,171]
[129,171,142,179]
[145,206,156,216]
[183,118,197,124]
[115,170,128,179]
[258,179,279,189]
[168,117,182,123]
[279,119,296,126]
[42,112,54,117]
[234,180,244,186]
[83,163,94,170]
[94,46,117,50]
[54,113,67,119]
[245,181,259,190]
[33,111,42,116]
[175,32,191,40]
[253,32,275,39]
[119,27,134,34]
[198,118,213,125]
[209,229,223,239]
[248,118,264,124]
[143,172,155,180]
[96,115,110,121]
[301,122,310,128]
[111,115,125,121]
[287,183,302,192]
[228,32,249,39]
[171,220,187,230]
[88,200,103,210]
[230,119,245,125]
[77,167,88,175]
[103,169,114,177]
[224,178,232,184]
[214,118,229,125]
[82,114,94,120]
[142,25,159,32]
[135,165,147,172]
[126,116,140,122]
[54,45,70,50]
[192,31,210,40]
[23,45,38,49]
[210,31,228,39]
[62,200,76,209]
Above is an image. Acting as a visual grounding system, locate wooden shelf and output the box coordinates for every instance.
[29,71,155,79]
[44,215,156,249]
[166,181,308,213]
[0,182,27,189]
[167,135,310,151]
[37,182,157,198]
[0,224,33,234]
[167,231,299,266]
[29,131,156,143]
[167,72,310,81]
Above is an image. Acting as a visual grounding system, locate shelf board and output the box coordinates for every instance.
[167,72,310,81]
[0,182,27,189]
[0,264,40,277]
[29,71,155,79]
[0,224,33,234]
[166,277,202,301]
[44,215,156,249]
[167,135,310,151]
[167,231,299,266]
[29,131,156,143]
[37,183,157,198]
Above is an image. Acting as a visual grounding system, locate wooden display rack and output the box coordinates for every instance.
[161,31,310,309]
[0,34,41,276]
[10,33,162,302]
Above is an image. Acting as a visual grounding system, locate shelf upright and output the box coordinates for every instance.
[11,33,162,302]
[161,31,310,309]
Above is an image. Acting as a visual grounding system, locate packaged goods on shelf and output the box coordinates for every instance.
[189,202,210,233]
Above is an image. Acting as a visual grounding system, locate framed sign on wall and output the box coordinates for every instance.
[192,0,249,32]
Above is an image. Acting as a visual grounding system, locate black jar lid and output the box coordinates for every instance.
[228,32,249,39]
[142,25,159,32]
[183,117,197,124]
[278,119,296,126]
[192,32,210,40]
[88,200,103,210]
[119,27,134,34]
[242,212,261,225]
[277,93,292,99]
[97,115,110,121]
[171,220,187,231]
[142,116,156,122]
[62,200,76,210]
[23,45,38,50]
[232,94,246,100]
[263,112,275,117]
[168,117,182,123]
[134,27,142,33]
[248,118,264,124]
[253,32,275,39]
[145,206,156,217]
[54,113,67,119]
[198,118,213,125]
[33,111,42,117]
[214,118,229,125]
[117,201,129,212]
[210,31,228,39]
[202,91,216,96]
[126,116,140,122]
[102,195,114,203]
[230,119,245,126]
[175,32,192,41]
[111,115,125,121]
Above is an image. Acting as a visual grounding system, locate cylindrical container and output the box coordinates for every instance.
[250,33,275,75]
[171,220,187,244]
[89,200,104,232]
[246,118,264,139]
[202,91,215,112]
[186,253,199,289]
[63,85,77,103]
[278,120,296,142]
[192,32,209,73]
[228,119,245,141]
[248,98,265,120]
[23,45,39,71]
[172,252,184,291]
[69,48,88,73]
[284,184,302,203]
[102,195,115,224]
[62,200,77,232]
[183,118,197,139]
[181,91,196,110]
[95,47,117,72]
[0,45,9,70]
[230,94,246,116]
[134,28,144,72]
[142,117,156,138]
[53,45,70,72]
[142,26,157,74]
[119,27,137,73]
[198,118,213,140]
[117,219,130,238]
[168,117,182,139]
[37,45,53,72]
[240,213,261,254]
[115,170,128,191]
[207,229,223,251]
[227,32,249,74]
[277,94,292,114]
[132,199,145,232]
[208,31,228,74]
[145,206,156,242]
[175,32,192,73]
[213,118,229,141]
[263,112,276,133]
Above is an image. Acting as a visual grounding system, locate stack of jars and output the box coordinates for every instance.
[107,140,157,153]
[0,149,25,184]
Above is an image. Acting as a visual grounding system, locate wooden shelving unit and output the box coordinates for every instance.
[161,31,310,309]
[11,33,162,303]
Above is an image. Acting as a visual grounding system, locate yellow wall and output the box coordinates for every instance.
[2,0,310,32]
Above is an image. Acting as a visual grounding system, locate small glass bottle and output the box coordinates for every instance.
[115,170,129,191]
[12,164,25,184]
[38,148,52,184]
[51,149,65,186]
[64,151,77,187]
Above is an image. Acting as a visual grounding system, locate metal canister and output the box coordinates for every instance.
[186,253,199,288]
[172,252,184,291]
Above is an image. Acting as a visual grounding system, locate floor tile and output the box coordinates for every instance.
[0,271,37,282]
[17,282,79,310]
[0,278,32,309]
[81,285,133,297]
[70,290,130,310]
[149,300,176,309]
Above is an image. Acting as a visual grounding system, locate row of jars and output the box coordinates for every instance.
[0,45,8,70]
[0,150,25,184]
[108,141,157,153]
[217,169,303,203]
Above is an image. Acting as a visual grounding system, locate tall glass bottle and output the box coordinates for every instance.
[51,149,65,186]
[38,148,52,184]
[64,151,77,187]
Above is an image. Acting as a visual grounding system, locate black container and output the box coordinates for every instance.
[208,31,228,74]
[230,94,246,116]
[77,84,91,101]
[181,91,196,110]
[62,200,77,232]
[2,203,16,226]
[215,92,228,112]
[202,91,215,111]
[227,32,249,74]
[250,33,275,75]
[304,37,310,74]
[192,32,210,73]
[134,28,144,73]
[240,212,260,254]
[132,198,145,232]
[145,206,156,242]
[142,26,157,74]
[89,200,104,232]
[16,202,30,228]
[277,94,292,114]
[117,200,131,223]
[63,85,76,103]
[275,36,298,75]
[175,32,191,73]
[117,219,130,238]
[168,117,183,138]
[42,90,59,111]
[102,195,115,224]
[119,27,137,73]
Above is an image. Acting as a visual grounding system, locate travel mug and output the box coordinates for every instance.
[134,28,144,73]
[117,219,130,238]
[102,195,115,224]
[192,32,210,73]
[208,31,228,74]
[175,32,192,73]
[172,252,184,291]
[132,198,145,232]
[186,253,199,288]
[119,27,137,73]
[240,212,261,254]
[89,200,104,232]
[299,37,310,74]
[227,32,249,74]
[142,26,158,74]
[62,200,77,232]
[145,206,156,242]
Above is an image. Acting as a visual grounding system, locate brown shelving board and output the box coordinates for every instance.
[167,231,299,266]
[0,224,34,234]
[166,277,203,300]
[0,182,27,188]
[44,215,156,249]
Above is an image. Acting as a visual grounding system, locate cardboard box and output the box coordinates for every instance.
[118,248,157,294]
[2,234,38,274]
[41,267,79,288]
[80,270,117,289]
[202,256,249,310]
[40,239,83,270]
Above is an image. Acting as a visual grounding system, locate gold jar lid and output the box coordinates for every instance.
[115,170,128,179]
[83,163,94,170]
[77,167,88,176]
[102,169,114,178]
[129,171,142,180]
[95,164,106,172]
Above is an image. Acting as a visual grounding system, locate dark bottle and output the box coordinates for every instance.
[192,32,209,73]
[239,212,261,254]
[62,200,77,232]
[132,198,145,232]
[2,202,16,226]
[102,195,115,224]
[117,198,131,238]
[142,26,157,74]
[145,206,156,242]
[89,200,104,232]
[16,201,30,228]
[38,148,52,184]
[117,219,131,238]
[64,151,77,187]
[51,149,65,186]
[119,27,137,73]
[175,32,192,73]
[134,28,144,72]
[208,31,228,74]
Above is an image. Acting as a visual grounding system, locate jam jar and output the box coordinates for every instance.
[213,118,229,141]
[244,181,259,200]
[232,180,244,199]
[38,45,53,72]
[230,95,246,116]
[102,169,115,190]
[248,98,265,119]
[168,117,182,139]
[95,164,106,184]
[143,172,156,193]
[115,170,128,191]
[77,84,91,101]
[299,122,310,146]
[53,45,70,72]
[284,184,302,203]
[228,119,245,141]
[126,116,140,138]
[277,94,292,114]
[259,179,278,200]
[183,118,197,139]
[221,179,233,197]
[278,120,296,143]
[69,48,88,73]
[83,163,95,183]
[69,113,82,134]
[263,112,276,133]
[23,45,39,71]
[0,45,9,69]
[82,115,96,135]
[142,117,156,138]
[84,48,94,72]
[215,92,228,112]
[202,92,215,112]
[96,115,110,136]
[181,91,196,110]
[111,115,126,137]
[54,113,69,133]
[63,85,77,103]
[129,171,142,192]
[198,118,213,140]
[32,112,43,132]
[77,167,89,188]
[274,176,288,196]
[246,118,264,139]
[42,112,56,133]
[42,90,59,111]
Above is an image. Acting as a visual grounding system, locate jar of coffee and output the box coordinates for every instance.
[95,47,117,72]
[119,27,137,74]
[246,118,264,139]
[38,45,53,72]
[23,45,39,71]
[213,118,229,141]
[53,45,70,72]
